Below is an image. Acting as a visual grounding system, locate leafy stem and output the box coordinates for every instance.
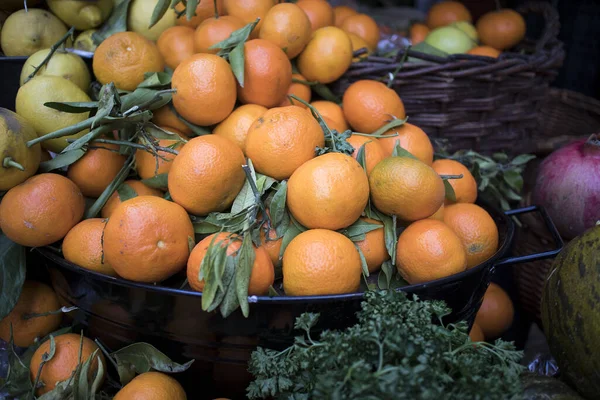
[83,137,180,155]
[23,306,78,320]
[24,27,76,85]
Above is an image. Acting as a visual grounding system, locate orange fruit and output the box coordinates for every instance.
[410,23,429,45]
[101,180,163,218]
[443,203,499,269]
[0,173,84,247]
[469,322,485,342]
[237,39,292,108]
[396,219,467,284]
[431,158,477,204]
[354,217,389,273]
[62,218,116,276]
[378,123,434,165]
[342,79,405,133]
[103,196,194,283]
[135,127,186,180]
[475,283,514,339]
[467,45,501,58]
[213,104,267,154]
[333,5,357,27]
[67,142,126,198]
[114,371,187,400]
[429,203,445,221]
[259,224,283,267]
[283,229,361,295]
[296,0,333,31]
[175,0,225,28]
[476,9,525,51]
[340,13,380,51]
[347,32,371,62]
[0,281,61,347]
[168,135,246,215]
[193,15,246,54]
[259,2,312,59]
[310,100,349,132]
[157,26,196,70]
[245,105,324,180]
[426,1,472,29]
[187,232,275,295]
[151,104,193,137]
[287,152,369,230]
[369,156,445,221]
[30,333,105,396]
[171,53,237,126]
[279,73,311,108]
[346,134,386,175]
[297,26,353,84]
[93,31,164,92]
[223,0,274,37]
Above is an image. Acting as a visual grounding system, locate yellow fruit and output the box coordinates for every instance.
[0,9,69,56]
[47,0,113,30]
[452,20,478,42]
[73,29,98,52]
[15,76,91,153]
[20,49,91,92]
[0,108,41,191]
[128,0,177,41]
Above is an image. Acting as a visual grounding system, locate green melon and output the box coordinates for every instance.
[541,226,600,399]
[521,373,584,400]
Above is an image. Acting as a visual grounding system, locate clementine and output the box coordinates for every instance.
[476,9,525,51]
[378,122,434,165]
[467,45,501,58]
[410,22,429,45]
[426,1,472,29]
[431,158,477,204]
[101,180,163,218]
[212,104,267,154]
[346,134,386,175]
[310,100,348,132]
[354,217,389,273]
[475,283,514,339]
[296,0,333,31]
[175,0,225,27]
[151,104,193,137]
[297,26,353,84]
[114,371,187,400]
[62,218,116,276]
[279,73,312,108]
[259,2,312,59]
[67,142,126,198]
[223,0,274,37]
[135,127,186,180]
[340,13,380,51]
[157,26,195,70]
[193,15,246,54]
[333,5,357,27]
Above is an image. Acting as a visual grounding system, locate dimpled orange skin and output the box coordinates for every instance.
[378,123,434,165]
[283,229,362,296]
[114,371,187,400]
[426,1,472,29]
[333,5,357,27]
[296,0,333,31]
[287,153,370,230]
[297,26,353,84]
[443,203,499,269]
[259,3,312,59]
[223,0,275,38]
[62,218,117,276]
[0,173,85,247]
[103,196,194,283]
[369,157,445,221]
[212,104,267,154]
[279,73,311,108]
[175,0,225,28]
[311,100,349,132]
[395,219,467,284]
[101,180,163,218]
[475,283,514,339]
[346,134,386,176]
[342,80,406,133]
[171,53,237,126]
[0,281,61,348]
[93,31,164,92]
[193,15,246,54]
[431,158,478,204]
[355,217,389,273]
[30,333,105,396]
[340,13,380,51]
[67,142,126,198]
[187,232,275,295]
[168,135,246,216]
[245,106,325,180]
[476,9,525,51]
[237,39,292,108]
[157,26,196,70]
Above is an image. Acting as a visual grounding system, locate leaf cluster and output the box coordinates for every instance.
[247,290,525,400]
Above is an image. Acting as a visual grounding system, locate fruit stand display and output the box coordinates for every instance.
[0,0,598,399]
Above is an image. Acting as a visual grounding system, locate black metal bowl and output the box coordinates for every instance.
[37,204,562,399]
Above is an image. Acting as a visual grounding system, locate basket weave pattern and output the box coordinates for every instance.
[334,2,565,155]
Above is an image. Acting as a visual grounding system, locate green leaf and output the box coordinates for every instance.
[269,181,287,229]
[85,156,135,219]
[73,348,99,400]
[89,358,105,398]
[62,124,114,153]
[116,182,138,202]
[44,102,99,113]
[355,245,370,278]
[376,211,397,264]
[510,154,536,166]
[229,41,246,87]
[492,152,509,162]
[93,83,121,129]
[236,233,256,317]
[121,88,173,113]
[149,0,171,29]
[186,0,199,21]
[392,141,418,160]
[206,250,237,314]
[378,260,394,289]
[139,71,173,89]
[342,219,382,241]
[37,378,73,400]
[502,170,523,192]
[141,173,169,189]
[278,220,302,259]
[443,179,457,203]
[371,117,408,137]
[311,83,341,103]
[144,123,186,141]
[409,41,450,58]
[1,326,32,397]
[39,149,85,172]
[212,19,259,53]
[356,143,367,172]
[231,160,258,214]
[92,0,131,45]
[200,241,228,311]
[0,234,26,320]
[111,343,194,385]
[219,256,241,318]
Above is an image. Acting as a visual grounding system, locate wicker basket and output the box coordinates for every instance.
[333,2,565,155]
[512,88,600,324]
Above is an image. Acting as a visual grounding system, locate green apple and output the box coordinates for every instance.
[424,25,475,54]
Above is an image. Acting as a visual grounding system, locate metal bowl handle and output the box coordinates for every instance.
[495,205,564,267]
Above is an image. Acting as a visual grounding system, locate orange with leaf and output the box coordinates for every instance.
[135,127,186,180]
[378,122,434,165]
[194,15,246,54]
[346,134,386,175]
[223,0,275,37]
[431,158,478,204]
[67,142,126,198]
[311,100,349,132]
[354,217,389,273]
[101,180,163,218]
[175,0,225,28]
